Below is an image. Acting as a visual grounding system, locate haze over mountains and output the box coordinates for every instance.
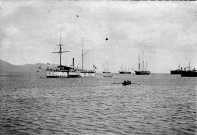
[0,59,47,74]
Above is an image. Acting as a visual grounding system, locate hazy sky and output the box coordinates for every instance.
[0,1,197,73]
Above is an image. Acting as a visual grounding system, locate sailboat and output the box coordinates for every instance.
[102,67,111,73]
[46,34,96,78]
[78,37,96,77]
[133,56,150,75]
[119,65,131,74]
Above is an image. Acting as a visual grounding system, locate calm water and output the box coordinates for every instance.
[0,73,196,135]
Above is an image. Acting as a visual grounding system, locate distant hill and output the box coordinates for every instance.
[0,59,47,74]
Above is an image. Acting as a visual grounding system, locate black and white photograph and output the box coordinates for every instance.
[0,0,196,134]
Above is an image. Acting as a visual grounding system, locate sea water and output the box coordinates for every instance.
[0,73,196,135]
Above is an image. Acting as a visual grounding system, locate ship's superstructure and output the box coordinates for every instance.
[171,64,185,74]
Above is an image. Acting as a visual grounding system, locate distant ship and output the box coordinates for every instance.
[102,67,113,77]
[119,65,131,74]
[102,66,111,73]
[171,64,185,74]
[181,63,197,77]
[46,34,96,78]
[181,70,197,77]
[103,73,113,77]
[133,56,150,75]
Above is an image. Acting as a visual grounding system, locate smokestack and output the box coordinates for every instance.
[73,58,74,69]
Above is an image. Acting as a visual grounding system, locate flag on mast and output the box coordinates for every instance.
[93,64,97,69]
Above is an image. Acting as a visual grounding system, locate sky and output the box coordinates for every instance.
[0,1,197,73]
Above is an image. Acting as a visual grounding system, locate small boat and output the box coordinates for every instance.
[122,80,131,86]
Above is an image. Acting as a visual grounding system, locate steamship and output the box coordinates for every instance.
[46,35,96,78]
[171,64,185,74]
[181,63,197,77]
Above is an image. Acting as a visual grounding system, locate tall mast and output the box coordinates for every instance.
[138,56,141,71]
[142,59,144,71]
[53,30,69,67]
[146,59,147,71]
[59,30,62,66]
[178,55,180,70]
[82,37,84,70]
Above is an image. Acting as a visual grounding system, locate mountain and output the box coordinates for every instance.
[0,59,47,74]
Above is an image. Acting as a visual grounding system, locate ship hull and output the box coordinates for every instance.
[47,71,68,78]
[102,71,111,73]
[79,72,95,77]
[103,73,113,77]
[171,70,185,74]
[119,71,131,74]
[181,71,197,77]
[47,71,95,78]
[135,71,150,75]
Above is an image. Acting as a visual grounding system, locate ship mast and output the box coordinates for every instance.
[53,30,69,67]
[142,59,144,71]
[82,37,84,70]
[146,58,147,71]
[138,56,141,71]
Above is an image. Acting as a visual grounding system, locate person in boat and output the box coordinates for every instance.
[123,80,131,85]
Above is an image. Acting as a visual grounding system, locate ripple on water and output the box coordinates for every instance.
[0,74,196,135]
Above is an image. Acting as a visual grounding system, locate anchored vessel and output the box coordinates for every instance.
[181,63,197,77]
[119,65,131,74]
[102,66,113,77]
[46,35,96,78]
[171,64,185,74]
[102,68,111,74]
[133,56,150,75]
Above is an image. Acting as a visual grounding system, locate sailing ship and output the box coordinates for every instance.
[102,66,113,77]
[46,34,96,78]
[133,56,150,75]
[181,63,197,77]
[119,65,131,74]
[102,67,111,73]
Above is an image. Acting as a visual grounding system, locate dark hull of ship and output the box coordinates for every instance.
[181,71,197,77]
[103,75,112,77]
[119,71,131,74]
[135,71,150,75]
[103,71,111,73]
[171,70,185,74]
